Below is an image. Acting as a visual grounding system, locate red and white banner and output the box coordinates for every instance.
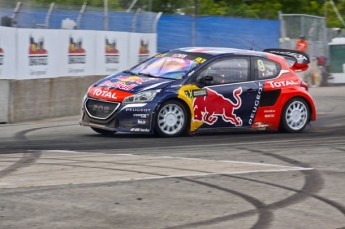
[1,28,156,79]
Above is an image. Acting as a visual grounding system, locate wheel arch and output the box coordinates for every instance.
[278,95,316,124]
[151,97,192,136]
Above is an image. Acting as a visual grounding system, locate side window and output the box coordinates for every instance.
[195,57,249,85]
[254,58,281,79]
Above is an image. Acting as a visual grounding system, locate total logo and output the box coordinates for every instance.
[193,87,243,126]
[29,36,48,66]
[68,37,86,64]
[89,87,117,100]
[139,39,149,63]
[267,80,298,88]
[105,38,119,64]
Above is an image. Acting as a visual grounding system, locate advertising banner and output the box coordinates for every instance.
[128,33,157,67]
[0,27,16,79]
[95,31,130,76]
[16,28,61,79]
[58,30,96,77]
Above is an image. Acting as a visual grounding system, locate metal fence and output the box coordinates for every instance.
[279,12,328,59]
[0,0,161,33]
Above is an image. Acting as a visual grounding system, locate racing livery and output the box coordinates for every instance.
[80,47,316,137]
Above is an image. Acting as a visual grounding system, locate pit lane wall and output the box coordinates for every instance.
[0,27,156,123]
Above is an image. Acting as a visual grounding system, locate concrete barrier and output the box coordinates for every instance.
[6,75,105,123]
[0,80,9,123]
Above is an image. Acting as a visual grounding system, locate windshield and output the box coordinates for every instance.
[130,55,201,79]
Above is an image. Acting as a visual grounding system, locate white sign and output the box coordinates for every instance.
[128,33,157,67]
[0,27,16,79]
[58,30,96,76]
[16,29,60,79]
[95,31,130,75]
[3,28,157,80]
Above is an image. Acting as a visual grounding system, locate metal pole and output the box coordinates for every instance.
[77,3,87,30]
[152,12,162,33]
[131,8,141,32]
[149,0,152,12]
[45,3,55,29]
[278,11,287,48]
[104,0,108,30]
[126,0,138,12]
[11,2,22,28]
[192,0,198,46]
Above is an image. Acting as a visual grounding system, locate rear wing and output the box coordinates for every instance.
[263,48,310,72]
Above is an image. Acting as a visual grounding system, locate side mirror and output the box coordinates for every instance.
[196,75,213,88]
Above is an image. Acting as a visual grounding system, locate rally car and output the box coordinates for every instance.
[79,47,316,137]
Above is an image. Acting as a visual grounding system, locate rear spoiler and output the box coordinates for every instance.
[263,48,310,72]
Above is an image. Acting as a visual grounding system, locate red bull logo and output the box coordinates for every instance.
[117,76,145,84]
[193,87,243,126]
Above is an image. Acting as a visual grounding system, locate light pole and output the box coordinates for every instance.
[104,0,108,30]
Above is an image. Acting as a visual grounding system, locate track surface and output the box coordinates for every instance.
[0,87,345,229]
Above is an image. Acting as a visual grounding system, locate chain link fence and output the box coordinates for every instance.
[279,13,327,59]
[0,0,161,33]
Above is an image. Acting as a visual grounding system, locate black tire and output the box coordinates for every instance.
[279,97,310,133]
[154,100,189,137]
[91,127,116,136]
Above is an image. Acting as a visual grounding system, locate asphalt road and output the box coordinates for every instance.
[0,86,344,229]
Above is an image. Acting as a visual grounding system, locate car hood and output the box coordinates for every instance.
[87,73,176,102]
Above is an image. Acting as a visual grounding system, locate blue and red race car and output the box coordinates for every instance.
[79,47,316,137]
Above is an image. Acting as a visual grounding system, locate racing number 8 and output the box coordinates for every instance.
[257,59,265,72]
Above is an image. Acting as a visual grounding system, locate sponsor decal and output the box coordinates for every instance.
[193,57,206,63]
[253,122,270,128]
[139,40,149,63]
[172,54,187,58]
[267,80,298,88]
[29,36,48,66]
[130,128,150,132]
[133,114,149,118]
[99,76,156,91]
[265,114,275,118]
[137,119,146,124]
[105,38,119,64]
[126,108,151,112]
[184,89,208,98]
[68,37,86,64]
[90,88,117,100]
[249,82,264,125]
[264,109,276,113]
[193,87,243,126]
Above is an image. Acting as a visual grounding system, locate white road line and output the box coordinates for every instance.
[38,150,312,171]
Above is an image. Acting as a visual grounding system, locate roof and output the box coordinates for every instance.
[175,47,267,56]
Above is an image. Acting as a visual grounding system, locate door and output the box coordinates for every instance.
[188,56,264,129]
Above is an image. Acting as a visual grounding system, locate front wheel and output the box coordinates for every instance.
[279,98,310,133]
[154,100,188,137]
[91,127,116,136]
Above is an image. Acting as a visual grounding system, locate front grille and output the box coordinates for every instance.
[85,98,120,119]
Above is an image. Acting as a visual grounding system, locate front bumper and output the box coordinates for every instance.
[79,98,156,134]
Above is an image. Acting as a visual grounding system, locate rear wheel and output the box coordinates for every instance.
[279,97,310,133]
[154,100,188,137]
[91,127,116,136]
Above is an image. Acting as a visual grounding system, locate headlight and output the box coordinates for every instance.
[122,89,161,103]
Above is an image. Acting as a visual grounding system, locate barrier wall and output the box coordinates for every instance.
[0,80,9,123]
[0,27,157,123]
